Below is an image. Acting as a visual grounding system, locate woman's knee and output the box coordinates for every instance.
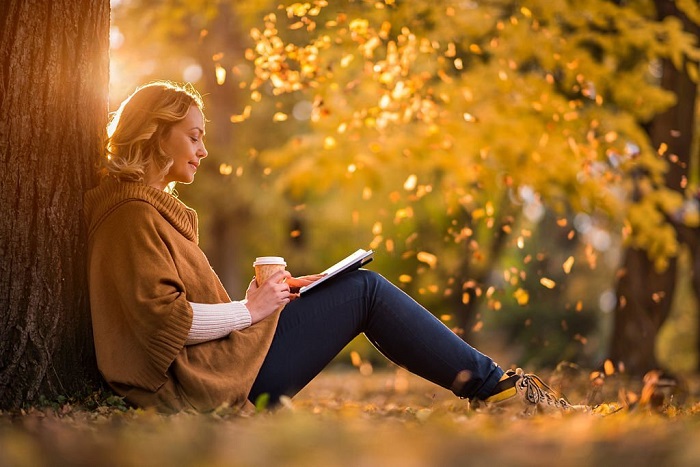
[353,269,387,289]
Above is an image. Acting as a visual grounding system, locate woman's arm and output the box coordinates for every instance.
[185,301,252,345]
[185,272,328,345]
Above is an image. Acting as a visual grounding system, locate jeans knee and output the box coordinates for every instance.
[355,269,385,290]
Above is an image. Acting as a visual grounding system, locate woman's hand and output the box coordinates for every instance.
[286,274,325,299]
[244,270,292,324]
[244,272,326,324]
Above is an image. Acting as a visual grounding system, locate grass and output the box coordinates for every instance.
[2,366,700,466]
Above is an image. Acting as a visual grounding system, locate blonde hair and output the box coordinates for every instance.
[104,81,204,185]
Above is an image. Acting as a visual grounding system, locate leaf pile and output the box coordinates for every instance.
[2,367,700,466]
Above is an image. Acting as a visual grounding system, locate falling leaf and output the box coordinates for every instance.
[540,277,556,289]
[350,351,362,367]
[604,359,615,376]
[273,112,288,122]
[563,256,575,274]
[323,136,336,149]
[513,288,529,306]
[417,251,437,268]
[404,174,417,191]
[215,64,226,85]
[230,105,252,123]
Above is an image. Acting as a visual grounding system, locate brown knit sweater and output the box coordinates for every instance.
[84,178,279,412]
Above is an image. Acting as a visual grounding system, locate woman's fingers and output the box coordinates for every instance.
[286,274,325,288]
[246,275,292,323]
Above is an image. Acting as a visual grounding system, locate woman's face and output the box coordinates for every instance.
[152,105,208,190]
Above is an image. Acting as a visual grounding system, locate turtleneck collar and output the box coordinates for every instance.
[84,178,199,243]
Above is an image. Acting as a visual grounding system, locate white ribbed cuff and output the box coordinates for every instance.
[185,300,252,345]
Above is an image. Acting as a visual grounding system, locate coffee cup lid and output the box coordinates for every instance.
[253,256,287,267]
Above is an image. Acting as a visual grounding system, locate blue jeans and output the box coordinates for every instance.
[248,270,503,404]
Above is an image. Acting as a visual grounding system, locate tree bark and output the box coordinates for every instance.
[610,251,678,374]
[677,201,700,370]
[609,0,699,375]
[0,0,109,408]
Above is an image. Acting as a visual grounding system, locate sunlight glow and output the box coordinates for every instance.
[109,27,124,50]
[183,64,203,83]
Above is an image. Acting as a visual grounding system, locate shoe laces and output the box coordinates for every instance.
[515,368,572,410]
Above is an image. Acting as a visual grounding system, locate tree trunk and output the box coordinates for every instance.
[0,0,109,408]
[677,202,700,370]
[609,0,698,376]
[610,251,677,374]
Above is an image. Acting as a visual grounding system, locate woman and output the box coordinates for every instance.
[85,81,571,414]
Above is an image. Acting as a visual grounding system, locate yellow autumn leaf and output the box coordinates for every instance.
[604,359,615,376]
[540,277,556,289]
[323,136,336,149]
[592,402,624,416]
[273,112,288,122]
[563,256,575,274]
[462,292,470,304]
[416,251,437,268]
[215,63,226,85]
[403,174,417,191]
[513,288,529,306]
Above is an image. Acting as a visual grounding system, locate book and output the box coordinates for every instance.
[299,248,374,295]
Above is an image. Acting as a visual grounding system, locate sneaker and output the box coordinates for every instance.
[475,368,585,415]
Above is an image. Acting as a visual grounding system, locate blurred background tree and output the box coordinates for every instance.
[609,0,700,375]
[109,0,699,375]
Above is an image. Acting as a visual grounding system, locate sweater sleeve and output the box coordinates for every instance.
[185,301,252,345]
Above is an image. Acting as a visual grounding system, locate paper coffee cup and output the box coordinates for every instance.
[253,256,287,286]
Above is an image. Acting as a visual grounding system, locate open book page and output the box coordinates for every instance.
[299,249,374,295]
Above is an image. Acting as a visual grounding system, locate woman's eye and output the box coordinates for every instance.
[190,137,199,143]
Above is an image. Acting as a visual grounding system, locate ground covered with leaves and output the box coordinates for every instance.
[2,366,700,466]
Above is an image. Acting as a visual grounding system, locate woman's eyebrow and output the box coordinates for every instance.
[190,126,205,135]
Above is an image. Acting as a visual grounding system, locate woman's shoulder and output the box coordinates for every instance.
[85,179,198,242]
